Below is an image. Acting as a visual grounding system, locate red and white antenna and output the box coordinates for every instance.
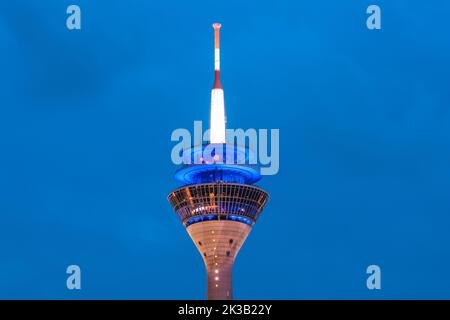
[210,23,226,144]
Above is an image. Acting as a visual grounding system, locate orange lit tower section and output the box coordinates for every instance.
[168,23,269,300]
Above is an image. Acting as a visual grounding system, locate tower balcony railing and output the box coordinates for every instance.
[168,182,269,225]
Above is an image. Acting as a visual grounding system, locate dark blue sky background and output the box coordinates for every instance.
[0,0,449,299]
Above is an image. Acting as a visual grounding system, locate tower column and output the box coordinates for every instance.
[186,220,253,300]
[206,258,234,300]
[167,22,270,301]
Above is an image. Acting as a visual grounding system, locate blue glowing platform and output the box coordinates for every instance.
[175,143,261,185]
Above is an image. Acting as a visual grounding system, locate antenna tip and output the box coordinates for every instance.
[212,23,222,29]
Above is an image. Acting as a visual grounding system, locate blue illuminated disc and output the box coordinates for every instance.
[175,163,261,185]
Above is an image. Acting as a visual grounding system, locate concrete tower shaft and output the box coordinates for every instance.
[186,220,252,300]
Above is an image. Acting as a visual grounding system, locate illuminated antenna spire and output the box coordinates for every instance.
[210,23,226,144]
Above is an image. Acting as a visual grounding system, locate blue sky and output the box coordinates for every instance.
[0,0,449,299]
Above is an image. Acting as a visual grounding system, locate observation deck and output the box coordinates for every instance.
[168,182,269,227]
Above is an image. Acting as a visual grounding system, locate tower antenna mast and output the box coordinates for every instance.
[210,23,226,144]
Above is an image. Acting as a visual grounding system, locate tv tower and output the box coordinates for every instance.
[168,23,269,300]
